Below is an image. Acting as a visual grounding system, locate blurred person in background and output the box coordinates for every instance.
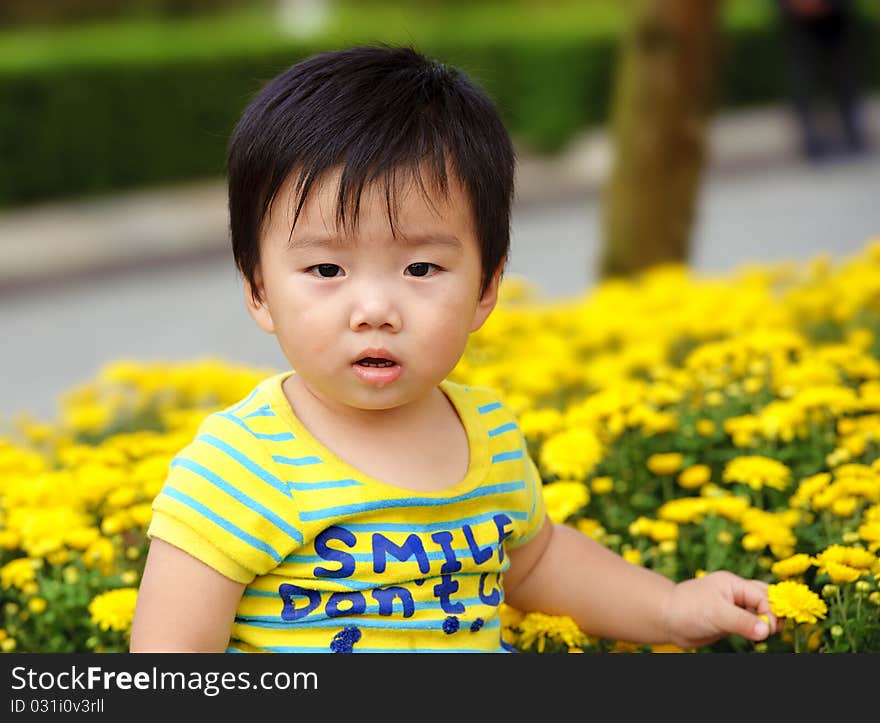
[776,0,870,161]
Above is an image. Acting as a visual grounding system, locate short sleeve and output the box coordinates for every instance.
[506,443,548,549]
[148,411,304,583]
[467,384,548,551]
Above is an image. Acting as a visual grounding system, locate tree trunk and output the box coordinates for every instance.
[600,0,721,279]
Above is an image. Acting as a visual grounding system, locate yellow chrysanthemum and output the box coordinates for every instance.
[590,476,614,495]
[517,408,565,443]
[88,588,139,633]
[542,480,590,523]
[0,558,39,590]
[815,544,876,571]
[695,419,716,437]
[723,455,792,491]
[678,464,711,489]
[516,611,587,654]
[539,427,603,480]
[824,561,862,584]
[771,553,814,579]
[623,549,642,565]
[647,453,684,476]
[789,472,831,508]
[575,518,605,540]
[768,581,828,625]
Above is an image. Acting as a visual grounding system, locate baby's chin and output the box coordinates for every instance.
[296,378,419,411]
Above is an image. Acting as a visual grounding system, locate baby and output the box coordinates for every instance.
[130,44,779,653]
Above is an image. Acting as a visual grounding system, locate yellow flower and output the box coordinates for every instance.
[0,530,20,550]
[647,453,684,476]
[815,544,876,571]
[658,540,677,554]
[542,480,590,524]
[0,558,39,590]
[516,611,587,653]
[650,643,690,653]
[83,537,115,573]
[88,588,139,633]
[623,549,642,566]
[771,554,814,579]
[831,496,858,518]
[824,561,862,584]
[789,472,831,508]
[65,527,101,551]
[590,476,614,495]
[539,427,603,480]
[678,464,711,489]
[695,419,716,437]
[27,598,47,615]
[768,581,828,625]
[517,408,564,443]
[723,455,792,491]
[575,518,605,540]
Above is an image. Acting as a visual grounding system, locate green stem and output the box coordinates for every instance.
[661,474,673,502]
[835,587,857,653]
[821,512,834,546]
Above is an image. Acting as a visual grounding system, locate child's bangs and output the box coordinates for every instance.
[281,143,458,245]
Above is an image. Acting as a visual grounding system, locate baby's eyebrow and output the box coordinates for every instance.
[287,234,463,251]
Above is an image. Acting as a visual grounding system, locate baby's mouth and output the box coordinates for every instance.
[356,357,397,368]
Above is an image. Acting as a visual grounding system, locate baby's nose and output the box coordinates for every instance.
[349,293,402,331]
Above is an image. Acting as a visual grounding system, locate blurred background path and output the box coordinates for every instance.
[2,96,878,424]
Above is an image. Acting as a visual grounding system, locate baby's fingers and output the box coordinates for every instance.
[718,602,772,641]
[740,580,782,634]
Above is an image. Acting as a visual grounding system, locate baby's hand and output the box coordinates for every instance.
[660,571,782,649]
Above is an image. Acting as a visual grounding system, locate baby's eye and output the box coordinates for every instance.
[306,264,343,278]
[405,262,441,277]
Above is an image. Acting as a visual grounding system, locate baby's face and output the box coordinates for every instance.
[246,166,501,412]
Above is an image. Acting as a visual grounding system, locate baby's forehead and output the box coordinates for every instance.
[272,162,475,241]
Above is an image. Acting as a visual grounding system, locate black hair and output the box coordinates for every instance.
[226,44,516,306]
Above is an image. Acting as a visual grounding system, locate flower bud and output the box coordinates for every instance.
[830,625,844,639]
[821,584,838,599]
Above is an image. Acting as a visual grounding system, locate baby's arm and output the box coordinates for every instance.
[130,538,245,653]
[505,516,778,648]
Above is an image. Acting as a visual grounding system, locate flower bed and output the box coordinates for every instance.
[3,240,880,653]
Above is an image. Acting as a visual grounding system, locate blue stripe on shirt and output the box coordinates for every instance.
[196,433,291,499]
[272,454,324,467]
[491,449,523,463]
[169,457,302,544]
[218,411,295,441]
[161,486,286,562]
[288,479,362,491]
[488,422,518,437]
[298,481,525,521]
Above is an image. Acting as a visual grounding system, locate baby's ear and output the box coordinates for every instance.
[470,262,504,333]
[243,271,276,335]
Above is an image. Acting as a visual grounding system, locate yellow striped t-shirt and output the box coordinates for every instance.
[148,370,547,653]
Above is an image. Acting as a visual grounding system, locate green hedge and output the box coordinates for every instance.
[0,3,877,208]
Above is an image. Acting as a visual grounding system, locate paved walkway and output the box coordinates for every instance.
[4,98,876,293]
[1,98,878,424]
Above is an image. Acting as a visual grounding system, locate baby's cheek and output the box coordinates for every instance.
[423,307,473,362]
